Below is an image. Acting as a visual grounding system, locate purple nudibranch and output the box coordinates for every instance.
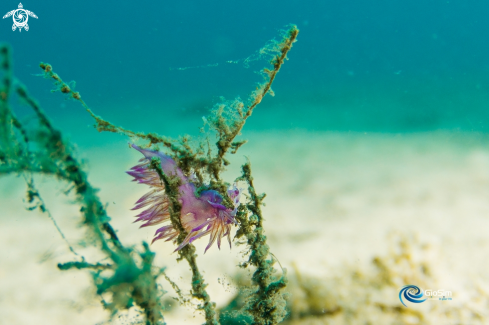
[127,144,240,252]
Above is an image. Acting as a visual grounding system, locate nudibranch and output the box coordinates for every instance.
[127,144,240,252]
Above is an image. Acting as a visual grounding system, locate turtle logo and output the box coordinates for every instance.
[3,3,37,32]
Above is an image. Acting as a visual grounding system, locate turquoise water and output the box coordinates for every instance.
[3,0,489,143]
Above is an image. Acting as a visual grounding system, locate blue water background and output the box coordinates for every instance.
[2,0,489,145]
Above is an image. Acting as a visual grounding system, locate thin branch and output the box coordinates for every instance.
[24,174,81,259]
[58,261,113,271]
[150,158,219,325]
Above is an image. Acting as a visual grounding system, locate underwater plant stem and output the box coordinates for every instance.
[15,83,124,257]
[183,244,218,325]
[38,62,184,156]
[236,162,288,325]
[24,175,81,258]
[0,46,29,158]
[245,26,299,120]
[215,26,299,165]
[58,261,112,270]
[0,45,13,156]
[150,158,219,325]
[0,44,12,101]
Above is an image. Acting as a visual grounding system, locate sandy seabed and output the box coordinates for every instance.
[2,130,489,325]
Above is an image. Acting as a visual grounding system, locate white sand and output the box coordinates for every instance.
[2,131,489,324]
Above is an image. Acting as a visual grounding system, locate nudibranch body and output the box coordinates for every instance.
[127,144,240,252]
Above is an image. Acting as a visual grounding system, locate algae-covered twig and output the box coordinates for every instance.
[213,26,299,164]
[235,162,288,325]
[150,158,219,325]
[57,261,113,271]
[24,175,81,258]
